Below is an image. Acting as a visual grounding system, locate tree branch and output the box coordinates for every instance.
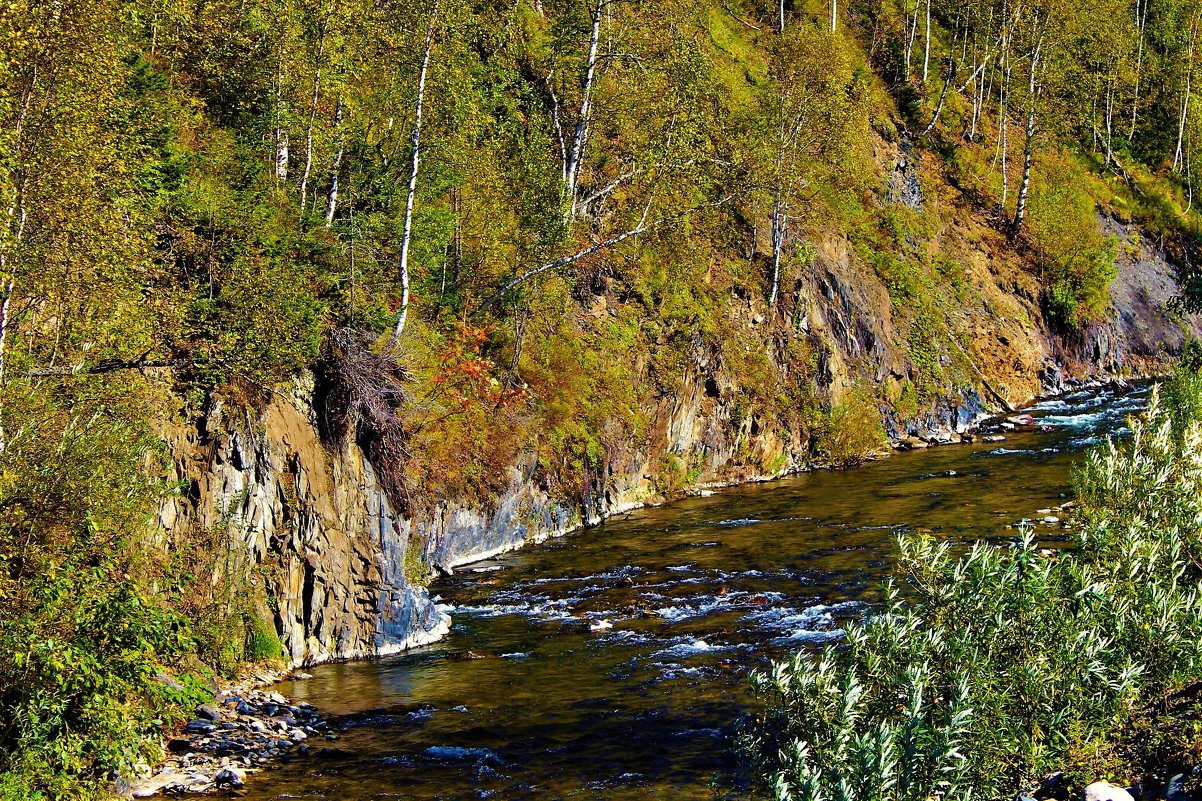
[24,358,188,377]
[721,0,762,30]
[476,194,733,313]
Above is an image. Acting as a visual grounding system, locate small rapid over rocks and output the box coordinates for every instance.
[227,383,1148,801]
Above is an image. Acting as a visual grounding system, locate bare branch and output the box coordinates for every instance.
[477,194,734,312]
[24,358,188,377]
[720,0,761,30]
[576,169,636,211]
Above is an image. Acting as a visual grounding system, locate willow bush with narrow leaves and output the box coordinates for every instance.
[751,380,1202,801]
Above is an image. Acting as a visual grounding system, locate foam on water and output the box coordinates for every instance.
[651,639,725,658]
[774,628,847,644]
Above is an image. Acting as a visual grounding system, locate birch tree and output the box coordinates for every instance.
[762,21,863,307]
[563,0,605,221]
[298,1,331,214]
[1173,9,1200,173]
[392,1,439,343]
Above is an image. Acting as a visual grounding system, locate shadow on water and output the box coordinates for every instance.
[236,384,1148,800]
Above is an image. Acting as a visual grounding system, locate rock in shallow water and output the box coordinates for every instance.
[215,768,244,789]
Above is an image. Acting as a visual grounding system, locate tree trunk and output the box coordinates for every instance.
[0,204,27,454]
[565,0,604,221]
[1104,66,1115,167]
[299,22,328,214]
[769,182,786,307]
[922,0,931,84]
[920,52,955,136]
[392,3,439,344]
[1012,38,1042,239]
[324,98,344,227]
[1174,15,1196,173]
[905,3,919,78]
[829,0,836,33]
[998,31,1012,209]
[0,76,37,454]
[275,61,289,181]
[1130,0,1146,140]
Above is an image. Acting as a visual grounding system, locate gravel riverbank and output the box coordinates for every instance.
[126,671,331,797]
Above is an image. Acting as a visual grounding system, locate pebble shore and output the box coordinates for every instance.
[126,670,327,797]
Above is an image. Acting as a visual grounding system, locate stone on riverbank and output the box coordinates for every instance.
[126,671,323,797]
[1085,782,1136,801]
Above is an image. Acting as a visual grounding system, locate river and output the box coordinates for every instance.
[238,383,1148,801]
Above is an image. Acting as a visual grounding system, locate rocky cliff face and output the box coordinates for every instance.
[157,150,1202,669]
[158,379,449,667]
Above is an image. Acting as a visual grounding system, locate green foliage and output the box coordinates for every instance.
[245,614,285,663]
[751,383,1202,801]
[816,388,887,468]
[1027,155,1120,328]
[2,0,1201,793]
[187,249,328,385]
[403,537,433,587]
[0,382,199,797]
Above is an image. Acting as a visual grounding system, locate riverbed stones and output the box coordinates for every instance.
[214,768,244,790]
[1085,782,1136,801]
[128,672,324,798]
[194,703,221,721]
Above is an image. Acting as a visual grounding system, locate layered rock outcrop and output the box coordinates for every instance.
[157,379,449,667]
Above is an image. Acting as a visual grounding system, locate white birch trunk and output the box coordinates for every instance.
[0,205,26,454]
[905,3,919,79]
[1174,15,1196,172]
[275,62,289,181]
[769,184,786,307]
[324,99,344,227]
[1104,66,1115,167]
[299,24,328,214]
[1012,37,1042,238]
[1130,0,1146,139]
[392,3,439,344]
[922,0,931,84]
[565,0,603,221]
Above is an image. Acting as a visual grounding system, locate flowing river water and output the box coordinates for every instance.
[240,384,1149,801]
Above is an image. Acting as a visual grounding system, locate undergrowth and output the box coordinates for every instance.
[750,372,1202,801]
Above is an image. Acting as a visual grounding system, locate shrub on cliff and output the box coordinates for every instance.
[750,380,1202,801]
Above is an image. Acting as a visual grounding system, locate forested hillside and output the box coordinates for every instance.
[2,0,1201,795]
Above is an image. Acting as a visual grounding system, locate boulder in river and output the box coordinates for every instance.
[215,768,245,790]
